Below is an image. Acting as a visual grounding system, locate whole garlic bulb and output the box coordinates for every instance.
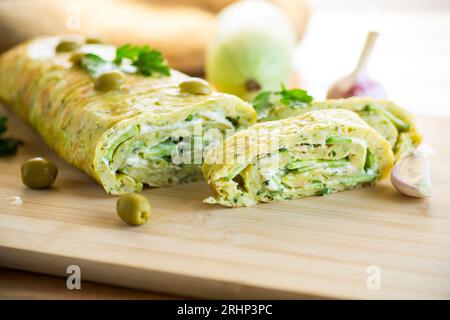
[327,31,386,99]
[327,73,386,99]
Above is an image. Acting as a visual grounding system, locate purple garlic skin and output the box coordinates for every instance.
[327,74,386,99]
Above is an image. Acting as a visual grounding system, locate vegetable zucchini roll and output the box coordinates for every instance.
[0,36,256,194]
[202,109,394,207]
[254,94,421,161]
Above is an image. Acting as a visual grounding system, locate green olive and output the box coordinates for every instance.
[69,52,85,67]
[21,157,58,189]
[179,78,212,95]
[85,36,104,44]
[116,193,151,226]
[56,39,81,52]
[94,70,125,92]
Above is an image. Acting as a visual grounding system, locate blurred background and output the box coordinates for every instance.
[0,0,449,114]
[297,0,450,115]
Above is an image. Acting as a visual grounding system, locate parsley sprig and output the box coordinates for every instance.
[279,84,313,109]
[116,45,171,76]
[81,44,170,77]
[0,116,23,156]
[252,84,313,120]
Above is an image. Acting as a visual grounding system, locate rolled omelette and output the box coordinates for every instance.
[0,36,256,194]
[202,109,394,207]
[256,97,421,161]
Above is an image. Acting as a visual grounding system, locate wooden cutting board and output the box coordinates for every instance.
[1,104,449,299]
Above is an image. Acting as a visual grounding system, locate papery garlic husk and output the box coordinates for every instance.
[391,151,432,198]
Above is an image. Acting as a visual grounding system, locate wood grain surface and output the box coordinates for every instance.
[1,103,449,299]
[0,267,181,300]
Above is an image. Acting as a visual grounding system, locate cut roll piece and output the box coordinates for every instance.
[0,36,256,195]
[256,96,421,160]
[202,109,394,207]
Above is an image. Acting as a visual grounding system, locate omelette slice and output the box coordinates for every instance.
[254,93,421,161]
[202,109,394,207]
[0,36,256,195]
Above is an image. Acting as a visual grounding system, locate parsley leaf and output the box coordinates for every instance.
[80,45,170,78]
[279,84,313,109]
[135,50,171,76]
[115,44,170,77]
[0,137,23,155]
[252,91,274,120]
[0,116,6,135]
[80,53,110,76]
[114,44,143,64]
[251,84,313,120]
[0,116,23,156]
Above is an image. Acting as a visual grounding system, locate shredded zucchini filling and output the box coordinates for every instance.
[227,137,379,203]
[104,110,240,186]
[257,97,419,161]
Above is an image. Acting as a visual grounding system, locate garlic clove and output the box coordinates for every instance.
[391,151,432,198]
